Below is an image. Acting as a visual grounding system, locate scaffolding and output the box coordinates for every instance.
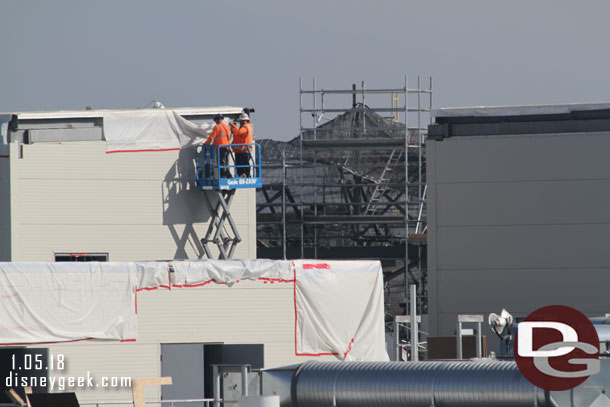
[256,76,432,319]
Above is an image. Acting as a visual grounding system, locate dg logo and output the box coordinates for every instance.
[514,305,600,391]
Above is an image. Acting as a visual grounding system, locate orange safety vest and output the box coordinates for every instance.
[206,122,231,146]
[231,123,253,152]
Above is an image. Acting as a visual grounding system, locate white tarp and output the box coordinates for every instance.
[135,262,171,290]
[102,110,214,153]
[171,259,293,287]
[0,260,389,361]
[0,262,139,343]
[294,260,389,361]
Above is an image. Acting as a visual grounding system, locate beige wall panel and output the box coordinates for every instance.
[17,142,189,180]
[15,280,337,403]
[44,342,159,403]
[137,281,333,368]
[11,224,249,261]
[10,141,255,261]
[137,281,295,344]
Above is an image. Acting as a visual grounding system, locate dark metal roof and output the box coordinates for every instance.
[429,103,610,140]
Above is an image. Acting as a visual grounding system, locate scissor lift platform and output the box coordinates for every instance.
[195,143,262,191]
[195,143,262,258]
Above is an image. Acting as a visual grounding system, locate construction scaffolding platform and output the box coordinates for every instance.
[256,77,432,320]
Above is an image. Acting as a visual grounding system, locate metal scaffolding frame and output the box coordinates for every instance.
[256,76,432,319]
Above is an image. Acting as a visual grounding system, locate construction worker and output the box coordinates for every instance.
[204,114,232,178]
[230,112,254,177]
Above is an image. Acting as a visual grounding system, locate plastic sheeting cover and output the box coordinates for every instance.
[171,259,293,287]
[0,262,139,343]
[102,110,214,153]
[294,260,388,361]
[0,260,389,361]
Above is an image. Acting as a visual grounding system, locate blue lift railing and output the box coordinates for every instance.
[195,143,262,190]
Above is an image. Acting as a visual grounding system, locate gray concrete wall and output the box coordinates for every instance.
[427,131,610,353]
[0,155,9,261]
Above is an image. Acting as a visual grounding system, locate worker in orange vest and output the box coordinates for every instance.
[204,113,232,178]
[230,112,254,177]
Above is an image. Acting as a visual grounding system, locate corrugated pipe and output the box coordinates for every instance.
[291,360,550,407]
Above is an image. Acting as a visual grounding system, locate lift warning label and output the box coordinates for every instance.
[227,178,258,186]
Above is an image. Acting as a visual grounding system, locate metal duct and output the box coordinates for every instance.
[291,360,550,407]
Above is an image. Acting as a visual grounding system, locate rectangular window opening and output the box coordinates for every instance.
[54,253,109,262]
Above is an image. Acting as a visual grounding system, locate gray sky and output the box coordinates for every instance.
[2,0,610,141]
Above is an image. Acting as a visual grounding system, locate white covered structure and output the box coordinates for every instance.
[0,107,255,261]
[0,260,388,402]
[0,108,389,403]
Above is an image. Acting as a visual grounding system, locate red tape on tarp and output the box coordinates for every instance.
[106,148,180,154]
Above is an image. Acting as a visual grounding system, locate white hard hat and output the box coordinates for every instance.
[238,112,250,121]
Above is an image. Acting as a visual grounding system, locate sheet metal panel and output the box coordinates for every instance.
[433,102,610,118]
[437,268,609,315]
[428,120,610,346]
[161,344,205,401]
[437,179,610,226]
[437,224,610,270]
[433,132,610,183]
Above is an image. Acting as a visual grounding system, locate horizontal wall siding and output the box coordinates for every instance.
[137,280,335,367]
[44,343,159,403]
[10,142,254,261]
[12,224,250,261]
[437,268,609,316]
[437,224,610,270]
[434,132,610,183]
[137,282,295,344]
[437,179,610,226]
[428,131,610,348]
[39,280,334,403]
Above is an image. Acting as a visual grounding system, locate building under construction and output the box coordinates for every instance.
[256,78,432,322]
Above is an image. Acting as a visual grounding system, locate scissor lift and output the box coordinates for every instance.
[195,143,262,259]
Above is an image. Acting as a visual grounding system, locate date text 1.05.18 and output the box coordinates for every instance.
[11,354,64,371]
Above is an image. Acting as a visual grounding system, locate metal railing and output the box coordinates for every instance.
[196,143,262,190]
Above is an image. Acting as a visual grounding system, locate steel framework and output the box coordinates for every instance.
[256,77,432,321]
